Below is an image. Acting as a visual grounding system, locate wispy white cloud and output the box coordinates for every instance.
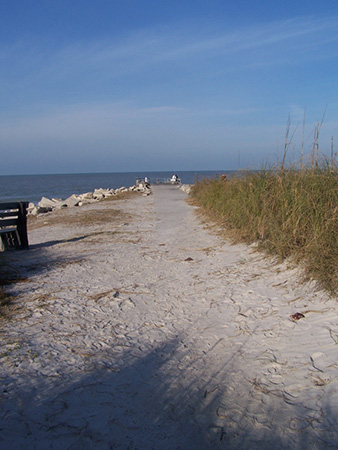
[1,13,338,174]
[0,100,273,151]
[0,99,283,173]
[2,14,338,83]
[0,100,267,141]
[78,16,338,64]
[0,102,189,143]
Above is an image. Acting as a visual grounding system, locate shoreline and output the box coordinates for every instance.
[27,180,152,215]
[1,185,338,448]
[0,169,224,205]
[26,181,192,216]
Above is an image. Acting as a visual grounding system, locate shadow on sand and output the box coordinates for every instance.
[0,223,337,448]
[0,336,337,449]
[0,232,98,284]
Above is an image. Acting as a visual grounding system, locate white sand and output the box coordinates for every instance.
[1,185,338,449]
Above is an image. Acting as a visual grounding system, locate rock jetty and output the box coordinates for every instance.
[28,180,151,216]
[179,184,192,194]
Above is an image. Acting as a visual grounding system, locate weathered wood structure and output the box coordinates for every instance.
[0,202,29,250]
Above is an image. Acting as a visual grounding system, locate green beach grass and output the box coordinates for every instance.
[191,163,338,294]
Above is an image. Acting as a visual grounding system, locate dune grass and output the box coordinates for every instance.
[0,287,12,318]
[191,164,338,294]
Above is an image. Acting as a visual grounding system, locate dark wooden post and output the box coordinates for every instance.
[17,202,29,249]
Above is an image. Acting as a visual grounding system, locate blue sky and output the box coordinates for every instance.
[1,1,338,175]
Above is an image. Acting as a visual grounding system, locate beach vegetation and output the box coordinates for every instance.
[0,288,12,318]
[28,205,132,230]
[191,157,338,294]
[28,190,138,231]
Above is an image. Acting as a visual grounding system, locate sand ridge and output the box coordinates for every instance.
[1,185,338,449]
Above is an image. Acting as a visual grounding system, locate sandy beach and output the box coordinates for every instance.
[1,185,338,449]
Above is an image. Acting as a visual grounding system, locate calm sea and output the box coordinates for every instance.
[0,171,235,205]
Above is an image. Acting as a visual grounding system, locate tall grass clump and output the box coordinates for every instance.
[191,164,338,294]
[0,287,12,318]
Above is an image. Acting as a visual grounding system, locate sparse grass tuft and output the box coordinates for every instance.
[191,164,338,294]
[28,206,132,230]
[102,190,141,202]
[0,287,12,318]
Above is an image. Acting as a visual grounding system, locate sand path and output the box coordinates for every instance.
[1,185,338,449]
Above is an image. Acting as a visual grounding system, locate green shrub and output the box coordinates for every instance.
[191,166,338,294]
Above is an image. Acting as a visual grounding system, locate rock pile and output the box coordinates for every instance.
[28,181,151,216]
[179,184,192,194]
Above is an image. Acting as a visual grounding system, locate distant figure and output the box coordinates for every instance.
[220,174,227,182]
[171,174,178,183]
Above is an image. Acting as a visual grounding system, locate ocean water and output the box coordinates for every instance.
[0,171,235,205]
